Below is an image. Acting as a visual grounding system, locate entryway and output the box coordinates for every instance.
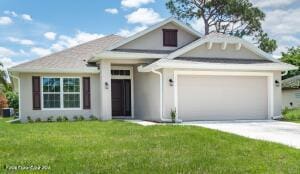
[111,79,131,117]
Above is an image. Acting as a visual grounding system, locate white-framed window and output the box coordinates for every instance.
[42,77,81,109]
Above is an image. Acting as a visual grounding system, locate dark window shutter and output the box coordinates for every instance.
[83,77,91,109]
[163,29,178,47]
[32,76,41,110]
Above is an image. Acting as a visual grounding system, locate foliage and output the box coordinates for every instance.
[166,0,277,53]
[35,118,42,122]
[47,116,54,122]
[0,93,8,109]
[5,91,18,109]
[56,116,63,122]
[79,115,85,121]
[63,116,69,122]
[281,46,300,79]
[282,108,300,121]
[89,115,97,121]
[170,109,176,123]
[1,118,300,173]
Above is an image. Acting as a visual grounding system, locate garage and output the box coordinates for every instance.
[176,73,269,121]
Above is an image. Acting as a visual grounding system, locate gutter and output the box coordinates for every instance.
[9,73,21,121]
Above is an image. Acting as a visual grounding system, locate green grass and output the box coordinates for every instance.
[1,118,300,173]
[282,108,300,123]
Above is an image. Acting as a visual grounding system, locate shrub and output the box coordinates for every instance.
[27,116,34,123]
[35,118,41,122]
[47,116,54,122]
[5,91,19,110]
[0,93,8,109]
[79,115,85,121]
[63,116,69,122]
[73,115,78,121]
[170,109,176,123]
[89,115,97,121]
[282,108,300,121]
[282,107,289,115]
[56,116,63,122]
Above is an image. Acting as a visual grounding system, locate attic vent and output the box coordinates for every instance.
[163,29,178,47]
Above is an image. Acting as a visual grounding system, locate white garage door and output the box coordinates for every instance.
[177,75,268,121]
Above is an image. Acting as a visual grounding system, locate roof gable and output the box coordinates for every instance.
[107,18,202,51]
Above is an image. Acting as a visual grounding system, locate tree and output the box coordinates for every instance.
[0,62,8,91]
[281,46,300,79]
[166,0,277,53]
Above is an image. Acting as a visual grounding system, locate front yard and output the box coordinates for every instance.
[1,118,300,173]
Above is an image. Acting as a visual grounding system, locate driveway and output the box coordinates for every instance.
[182,120,300,149]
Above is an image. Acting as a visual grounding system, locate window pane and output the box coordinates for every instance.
[64,94,80,108]
[43,78,60,92]
[43,94,60,108]
[63,78,80,92]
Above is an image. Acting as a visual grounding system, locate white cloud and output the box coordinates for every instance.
[263,9,300,35]
[190,19,205,34]
[7,37,35,46]
[126,8,163,25]
[3,10,17,17]
[251,0,297,8]
[0,16,12,25]
[44,32,57,40]
[0,57,28,68]
[105,8,119,14]
[21,14,32,21]
[121,0,155,8]
[117,25,148,37]
[30,47,52,57]
[0,47,16,58]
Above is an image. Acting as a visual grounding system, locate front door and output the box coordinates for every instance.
[111,79,131,117]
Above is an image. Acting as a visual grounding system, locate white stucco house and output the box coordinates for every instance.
[8,18,297,122]
[282,75,300,109]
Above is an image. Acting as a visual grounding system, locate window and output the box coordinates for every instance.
[163,29,178,47]
[111,70,130,76]
[42,77,81,109]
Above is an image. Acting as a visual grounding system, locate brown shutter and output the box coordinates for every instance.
[32,76,41,110]
[83,77,91,109]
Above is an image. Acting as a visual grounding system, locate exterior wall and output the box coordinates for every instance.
[182,44,263,60]
[119,23,198,51]
[19,73,100,122]
[133,66,161,121]
[282,89,300,109]
[162,69,283,120]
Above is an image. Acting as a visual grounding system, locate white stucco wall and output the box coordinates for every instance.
[19,73,100,122]
[119,23,198,51]
[282,89,300,109]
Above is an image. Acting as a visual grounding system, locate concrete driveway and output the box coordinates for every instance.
[183,120,300,149]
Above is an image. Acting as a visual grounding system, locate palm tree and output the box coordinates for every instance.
[0,62,8,92]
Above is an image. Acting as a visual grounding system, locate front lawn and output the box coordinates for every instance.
[1,118,300,173]
[282,108,300,123]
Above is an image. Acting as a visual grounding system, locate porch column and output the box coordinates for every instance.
[99,60,112,120]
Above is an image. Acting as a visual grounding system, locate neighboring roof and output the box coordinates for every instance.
[138,58,297,72]
[106,17,202,51]
[166,33,280,63]
[282,75,300,89]
[9,34,124,73]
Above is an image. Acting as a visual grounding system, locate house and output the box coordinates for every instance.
[8,18,297,122]
[282,75,300,109]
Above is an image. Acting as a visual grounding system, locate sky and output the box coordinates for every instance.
[0,0,299,68]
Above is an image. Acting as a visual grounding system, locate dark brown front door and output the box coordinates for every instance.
[111,79,131,117]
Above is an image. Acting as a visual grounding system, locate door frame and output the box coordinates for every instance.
[111,66,134,118]
[173,70,274,120]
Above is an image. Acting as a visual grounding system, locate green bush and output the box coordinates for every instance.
[79,115,85,121]
[5,91,18,110]
[47,116,54,122]
[282,108,300,121]
[27,116,34,123]
[63,116,68,122]
[56,116,63,122]
[73,116,78,121]
[170,109,176,123]
[89,115,97,121]
[35,118,41,122]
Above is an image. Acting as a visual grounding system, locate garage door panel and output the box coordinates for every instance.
[178,75,268,121]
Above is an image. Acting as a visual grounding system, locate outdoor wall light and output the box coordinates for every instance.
[169,79,174,86]
[275,80,280,87]
[105,82,109,89]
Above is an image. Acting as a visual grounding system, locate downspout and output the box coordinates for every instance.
[9,74,21,121]
[151,69,172,122]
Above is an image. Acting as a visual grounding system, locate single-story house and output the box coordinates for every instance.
[282,75,300,109]
[8,18,297,122]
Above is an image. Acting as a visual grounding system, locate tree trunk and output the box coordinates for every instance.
[203,19,209,35]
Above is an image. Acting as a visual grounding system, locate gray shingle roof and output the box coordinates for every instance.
[10,34,124,71]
